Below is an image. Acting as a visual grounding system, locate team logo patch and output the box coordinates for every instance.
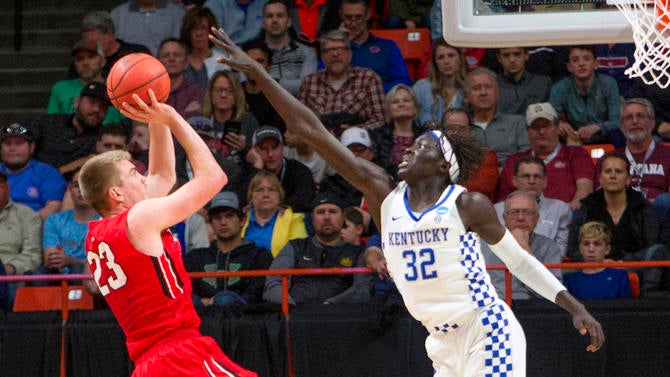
[27,187,39,198]
[436,206,449,215]
[369,46,381,54]
[340,257,353,267]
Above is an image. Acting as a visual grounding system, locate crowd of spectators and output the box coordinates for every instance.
[2,0,670,311]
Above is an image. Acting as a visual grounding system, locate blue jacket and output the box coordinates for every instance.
[351,34,413,93]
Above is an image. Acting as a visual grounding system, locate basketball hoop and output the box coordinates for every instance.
[611,0,670,88]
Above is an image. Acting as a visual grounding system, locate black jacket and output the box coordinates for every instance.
[568,187,660,261]
[184,239,272,304]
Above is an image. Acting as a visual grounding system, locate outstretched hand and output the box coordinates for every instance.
[572,308,605,352]
[208,27,264,76]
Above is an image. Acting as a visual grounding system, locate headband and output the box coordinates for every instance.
[427,130,460,182]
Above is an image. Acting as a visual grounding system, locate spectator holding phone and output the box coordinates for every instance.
[202,70,260,162]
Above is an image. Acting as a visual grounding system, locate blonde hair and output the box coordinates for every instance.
[384,84,419,123]
[79,150,130,214]
[579,221,611,245]
[201,70,247,121]
[246,170,285,205]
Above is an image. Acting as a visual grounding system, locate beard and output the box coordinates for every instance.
[3,159,29,172]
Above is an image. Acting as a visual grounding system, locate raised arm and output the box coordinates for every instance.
[458,191,605,352]
[119,92,227,256]
[209,28,393,225]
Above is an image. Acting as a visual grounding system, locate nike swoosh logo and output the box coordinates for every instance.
[392,216,402,221]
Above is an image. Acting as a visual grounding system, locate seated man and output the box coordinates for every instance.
[110,0,185,55]
[550,45,622,146]
[495,156,571,255]
[498,102,595,210]
[496,47,552,116]
[29,82,110,177]
[482,191,564,301]
[259,0,318,96]
[641,244,670,298]
[563,221,632,299]
[41,169,98,276]
[466,67,530,165]
[263,192,372,305]
[205,0,266,45]
[0,123,66,220]
[0,171,42,277]
[596,98,670,229]
[249,126,316,213]
[297,30,386,129]
[339,0,412,93]
[47,39,124,125]
[157,38,205,118]
[185,191,272,307]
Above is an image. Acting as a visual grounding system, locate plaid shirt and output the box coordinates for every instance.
[297,66,386,129]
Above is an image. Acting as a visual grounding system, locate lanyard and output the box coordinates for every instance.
[624,140,655,188]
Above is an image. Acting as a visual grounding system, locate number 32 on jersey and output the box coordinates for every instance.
[402,248,438,281]
[87,242,128,296]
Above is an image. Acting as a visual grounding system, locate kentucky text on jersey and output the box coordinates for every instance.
[387,228,449,246]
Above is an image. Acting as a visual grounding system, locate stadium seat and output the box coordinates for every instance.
[370,28,432,81]
[13,285,94,312]
[582,143,615,164]
[628,272,640,298]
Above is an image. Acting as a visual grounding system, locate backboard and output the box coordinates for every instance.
[442,1,635,48]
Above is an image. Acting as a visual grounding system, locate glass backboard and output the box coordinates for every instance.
[442,0,636,47]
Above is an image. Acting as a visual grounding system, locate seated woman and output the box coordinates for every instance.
[241,171,307,257]
[180,6,231,88]
[568,154,662,262]
[412,39,466,128]
[442,108,499,201]
[201,70,259,162]
[563,221,632,299]
[370,84,426,182]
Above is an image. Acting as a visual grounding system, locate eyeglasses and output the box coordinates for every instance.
[213,87,234,95]
[322,46,350,55]
[101,142,126,150]
[504,209,538,217]
[621,112,651,122]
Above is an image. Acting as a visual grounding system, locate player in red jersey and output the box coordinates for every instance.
[79,90,257,377]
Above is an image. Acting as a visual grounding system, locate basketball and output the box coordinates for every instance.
[106,53,170,110]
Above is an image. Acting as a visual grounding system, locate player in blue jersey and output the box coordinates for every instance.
[209,28,604,377]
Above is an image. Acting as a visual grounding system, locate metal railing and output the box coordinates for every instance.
[2,260,670,377]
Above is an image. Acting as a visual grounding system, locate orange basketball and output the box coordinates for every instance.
[106,53,170,110]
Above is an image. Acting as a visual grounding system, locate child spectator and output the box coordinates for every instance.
[563,221,632,299]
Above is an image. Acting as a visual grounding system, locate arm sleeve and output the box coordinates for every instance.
[8,208,43,275]
[263,242,297,305]
[600,77,622,133]
[360,73,386,129]
[282,47,318,96]
[42,214,59,249]
[487,229,566,303]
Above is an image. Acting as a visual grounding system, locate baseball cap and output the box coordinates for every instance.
[187,116,216,139]
[208,191,241,213]
[310,191,343,211]
[252,126,283,146]
[340,127,371,148]
[80,82,110,104]
[81,11,115,33]
[1,123,33,143]
[526,102,558,126]
[72,38,104,57]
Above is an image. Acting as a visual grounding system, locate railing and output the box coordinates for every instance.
[2,261,670,377]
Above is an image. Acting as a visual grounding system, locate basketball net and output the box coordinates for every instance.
[612,0,670,88]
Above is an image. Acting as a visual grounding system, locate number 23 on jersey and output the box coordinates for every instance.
[87,242,128,296]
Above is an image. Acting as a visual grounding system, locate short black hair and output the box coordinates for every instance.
[514,156,546,176]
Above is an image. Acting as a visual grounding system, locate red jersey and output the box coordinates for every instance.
[85,210,200,362]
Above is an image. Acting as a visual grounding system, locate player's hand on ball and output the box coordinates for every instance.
[120,89,174,125]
